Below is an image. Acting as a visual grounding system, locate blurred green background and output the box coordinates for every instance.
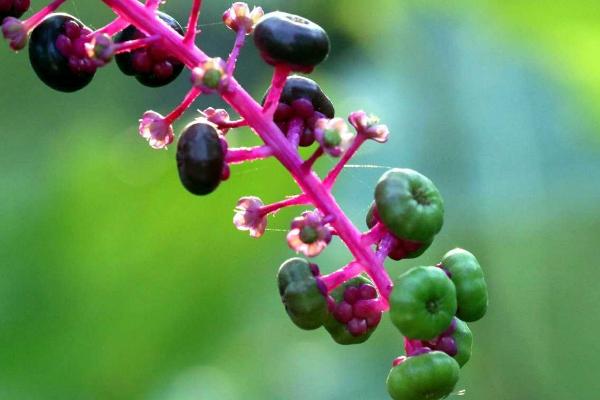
[1,0,599,399]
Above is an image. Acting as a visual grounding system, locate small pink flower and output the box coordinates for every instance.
[348,110,389,143]
[314,118,354,157]
[138,111,174,149]
[191,58,226,90]
[222,2,264,34]
[201,107,232,130]
[2,17,27,51]
[287,210,332,257]
[233,196,267,238]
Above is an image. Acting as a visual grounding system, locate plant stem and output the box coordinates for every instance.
[183,0,202,45]
[164,86,202,124]
[101,0,394,307]
[319,261,364,292]
[226,145,273,164]
[260,195,308,215]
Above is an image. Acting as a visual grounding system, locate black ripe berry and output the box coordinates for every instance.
[253,11,330,73]
[176,122,225,196]
[28,13,96,92]
[0,0,30,22]
[114,11,184,87]
[279,76,335,119]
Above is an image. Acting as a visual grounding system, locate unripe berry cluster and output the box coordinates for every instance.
[2,2,489,399]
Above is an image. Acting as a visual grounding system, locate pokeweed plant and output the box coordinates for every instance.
[2,1,490,399]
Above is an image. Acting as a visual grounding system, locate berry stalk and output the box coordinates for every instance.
[102,0,394,305]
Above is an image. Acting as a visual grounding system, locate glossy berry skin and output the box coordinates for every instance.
[263,76,335,147]
[386,352,460,400]
[176,122,225,196]
[279,76,335,118]
[375,169,444,243]
[277,258,328,330]
[366,202,432,260]
[0,0,30,22]
[114,12,184,87]
[390,266,457,340]
[324,276,381,345]
[28,14,95,92]
[253,12,330,73]
[440,248,488,322]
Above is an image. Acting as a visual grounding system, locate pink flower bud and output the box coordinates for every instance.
[85,33,114,65]
[348,110,389,143]
[287,210,332,257]
[233,196,267,238]
[2,17,27,51]
[191,58,226,90]
[138,111,174,149]
[314,118,354,157]
[222,2,264,34]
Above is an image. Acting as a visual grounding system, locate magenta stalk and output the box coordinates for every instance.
[165,86,203,124]
[101,0,394,306]
[319,261,364,292]
[226,145,274,164]
[22,0,66,31]
[183,0,202,45]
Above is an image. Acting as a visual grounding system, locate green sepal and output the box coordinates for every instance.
[386,351,460,400]
[390,266,457,340]
[277,258,328,330]
[441,248,488,322]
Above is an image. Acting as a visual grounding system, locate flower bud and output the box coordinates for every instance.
[138,111,174,149]
[191,58,226,90]
[349,110,389,143]
[222,2,264,34]
[2,17,27,51]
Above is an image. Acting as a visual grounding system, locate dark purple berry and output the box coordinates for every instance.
[347,318,368,337]
[28,13,96,92]
[0,0,29,22]
[359,284,378,300]
[333,301,353,324]
[435,336,458,357]
[343,285,360,304]
[278,76,334,119]
[253,11,330,73]
[114,11,184,87]
[176,122,225,196]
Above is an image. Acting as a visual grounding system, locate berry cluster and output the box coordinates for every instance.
[2,2,490,399]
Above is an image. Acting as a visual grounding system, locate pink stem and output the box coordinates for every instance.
[303,147,324,170]
[226,145,273,164]
[286,117,304,149]
[23,0,67,31]
[92,17,129,37]
[319,261,364,293]
[113,34,159,54]
[101,0,394,307]
[164,86,203,124]
[262,65,291,117]
[362,222,386,246]
[260,195,308,215]
[376,233,396,262]
[145,0,161,10]
[225,28,246,77]
[323,135,367,189]
[183,0,202,45]
[218,119,247,129]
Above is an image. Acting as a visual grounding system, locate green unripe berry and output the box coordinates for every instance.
[386,351,460,400]
[374,169,444,242]
[441,248,488,322]
[390,266,457,340]
[277,258,328,330]
[452,319,473,367]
